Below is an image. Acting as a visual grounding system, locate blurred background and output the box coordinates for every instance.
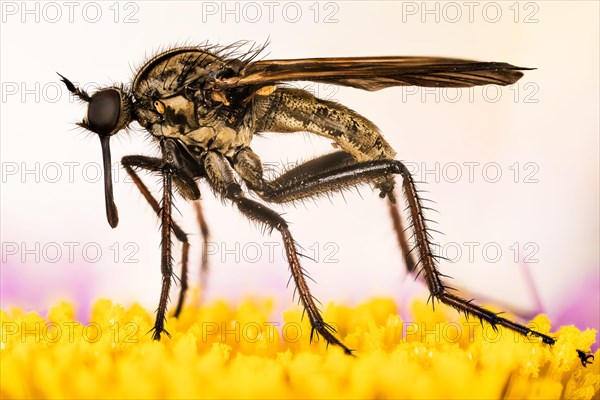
[1,1,598,341]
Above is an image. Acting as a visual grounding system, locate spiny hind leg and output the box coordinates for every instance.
[248,88,591,364]
[236,153,560,346]
[387,193,419,273]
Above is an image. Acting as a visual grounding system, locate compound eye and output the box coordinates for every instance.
[88,89,121,135]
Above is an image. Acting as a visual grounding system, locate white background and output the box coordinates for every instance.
[1,1,598,336]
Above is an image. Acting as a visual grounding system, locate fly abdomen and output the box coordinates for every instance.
[252,87,396,162]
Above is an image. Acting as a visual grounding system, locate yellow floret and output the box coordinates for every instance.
[0,299,597,399]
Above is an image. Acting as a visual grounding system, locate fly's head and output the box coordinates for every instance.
[58,73,134,229]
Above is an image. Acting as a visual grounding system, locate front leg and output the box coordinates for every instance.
[122,156,191,318]
[122,139,200,339]
[153,165,174,339]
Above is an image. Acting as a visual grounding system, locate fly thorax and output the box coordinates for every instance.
[159,95,199,131]
[185,121,252,157]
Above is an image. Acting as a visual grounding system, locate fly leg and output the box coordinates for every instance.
[234,151,562,347]
[387,196,418,273]
[193,200,211,289]
[121,140,200,337]
[122,157,193,317]
[206,151,353,355]
[233,148,418,272]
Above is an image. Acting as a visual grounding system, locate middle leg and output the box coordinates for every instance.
[205,151,353,354]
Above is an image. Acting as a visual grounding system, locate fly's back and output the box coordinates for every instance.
[132,47,230,99]
[131,47,253,156]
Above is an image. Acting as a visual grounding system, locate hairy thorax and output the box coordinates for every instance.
[136,94,253,158]
[131,47,253,158]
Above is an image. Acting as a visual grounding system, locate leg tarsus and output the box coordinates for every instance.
[310,320,355,356]
[148,325,171,341]
[577,350,594,367]
[436,288,557,345]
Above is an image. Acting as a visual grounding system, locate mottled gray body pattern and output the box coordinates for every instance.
[59,43,594,366]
